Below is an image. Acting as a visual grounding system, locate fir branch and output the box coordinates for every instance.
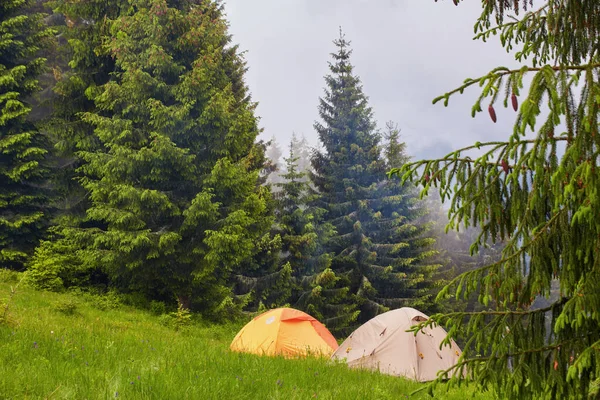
[428,297,565,319]
[436,207,566,300]
[433,64,600,106]
[411,335,587,397]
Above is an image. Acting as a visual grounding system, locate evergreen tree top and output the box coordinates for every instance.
[314,28,379,164]
[383,121,409,168]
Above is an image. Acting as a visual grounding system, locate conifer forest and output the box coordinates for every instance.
[1,0,599,398]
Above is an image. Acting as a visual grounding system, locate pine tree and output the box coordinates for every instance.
[311,31,437,334]
[45,0,123,215]
[273,139,334,314]
[264,134,285,188]
[390,1,600,398]
[33,0,274,318]
[27,0,129,289]
[290,133,312,178]
[378,122,440,313]
[0,0,53,270]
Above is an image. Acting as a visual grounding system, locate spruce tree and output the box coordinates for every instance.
[290,133,312,179]
[33,0,273,317]
[391,1,600,398]
[273,139,335,314]
[44,0,123,215]
[0,0,53,270]
[379,122,440,312]
[27,0,130,289]
[311,31,437,333]
[265,134,283,185]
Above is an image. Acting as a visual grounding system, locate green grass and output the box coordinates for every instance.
[0,273,493,399]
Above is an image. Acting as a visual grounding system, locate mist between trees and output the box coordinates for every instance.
[4,1,595,398]
[4,0,496,331]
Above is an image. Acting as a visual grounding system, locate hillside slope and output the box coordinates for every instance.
[0,272,490,399]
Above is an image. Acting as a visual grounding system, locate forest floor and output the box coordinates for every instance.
[0,270,493,399]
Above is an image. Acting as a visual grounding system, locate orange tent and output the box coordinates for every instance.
[230,308,338,358]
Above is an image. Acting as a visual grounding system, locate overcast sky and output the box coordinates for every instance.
[222,0,522,161]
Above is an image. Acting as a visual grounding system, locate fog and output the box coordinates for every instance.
[223,0,523,160]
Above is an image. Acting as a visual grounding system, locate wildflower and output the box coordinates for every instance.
[50,331,54,335]
[418,353,424,359]
[33,342,38,349]
[276,379,283,387]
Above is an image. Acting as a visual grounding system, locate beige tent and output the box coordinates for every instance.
[331,307,462,382]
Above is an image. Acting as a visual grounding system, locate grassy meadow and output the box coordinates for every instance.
[0,271,492,399]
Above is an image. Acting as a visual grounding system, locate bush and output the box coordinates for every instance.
[94,291,122,311]
[0,269,21,284]
[54,299,79,315]
[0,271,26,325]
[207,295,249,322]
[171,303,192,331]
[26,239,95,291]
[119,292,149,309]
[158,314,173,327]
[157,303,193,331]
[0,299,9,325]
[150,301,167,315]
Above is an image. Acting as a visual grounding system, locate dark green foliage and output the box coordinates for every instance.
[310,32,438,334]
[272,138,335,313]
[26,0,132,290]
[231,186,290,312]
[376,122,440,312]
[0,0,53,270]
[391,1,600,398]
[27,0,126,287]
[30,0,273,320]
[45,0,124,214]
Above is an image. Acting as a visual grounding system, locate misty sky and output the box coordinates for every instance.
[223,0,523,161]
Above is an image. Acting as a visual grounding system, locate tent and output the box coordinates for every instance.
[331,307,462,381]
[230,308,338,358]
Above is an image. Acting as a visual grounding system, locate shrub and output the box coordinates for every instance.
[54,299,79,315]
[150,301,167,315]
[0,269,21,284]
